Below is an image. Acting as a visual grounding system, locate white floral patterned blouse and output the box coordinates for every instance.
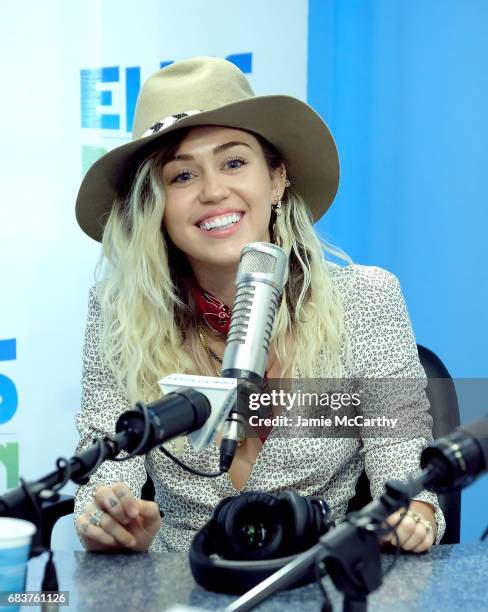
[74,264,445,551]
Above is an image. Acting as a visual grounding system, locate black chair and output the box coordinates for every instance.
[347,344,461,544]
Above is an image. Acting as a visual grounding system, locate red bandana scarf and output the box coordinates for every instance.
[190,283,272,443]
[191,284,231,336]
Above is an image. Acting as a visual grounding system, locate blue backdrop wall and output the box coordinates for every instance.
[308,0,488,542]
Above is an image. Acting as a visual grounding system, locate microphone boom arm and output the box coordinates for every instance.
[0,387,212,543]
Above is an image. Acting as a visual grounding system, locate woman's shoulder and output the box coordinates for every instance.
[326,262,401,299]
[325,262,410,337]
[326,263,421,375]
[86,282,102,316]
[82,284,104,342]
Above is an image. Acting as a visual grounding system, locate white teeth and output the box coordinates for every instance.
[199,213,242,231]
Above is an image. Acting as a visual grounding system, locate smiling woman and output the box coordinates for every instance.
[160,126,282,276]
[73,56,445,557]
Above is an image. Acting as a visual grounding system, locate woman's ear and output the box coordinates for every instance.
[270,163,288,199]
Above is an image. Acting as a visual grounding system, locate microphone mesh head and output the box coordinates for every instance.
[239,249,276,274]
[222,242,287,373]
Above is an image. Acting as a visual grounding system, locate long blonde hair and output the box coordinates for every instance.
[95,129,350,404]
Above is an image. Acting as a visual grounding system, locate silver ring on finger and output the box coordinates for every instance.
[89,508,104,527]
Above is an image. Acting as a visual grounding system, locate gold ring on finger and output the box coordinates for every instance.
[421,519,433,532]
[405,510,422,523]
[89,509,104,527]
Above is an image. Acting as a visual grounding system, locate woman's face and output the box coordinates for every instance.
[161,126,284,274]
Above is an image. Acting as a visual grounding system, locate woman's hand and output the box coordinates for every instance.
[75,482,161,552]
[380,501,437,553]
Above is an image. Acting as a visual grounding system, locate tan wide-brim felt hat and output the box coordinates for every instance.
[76,56,340,242]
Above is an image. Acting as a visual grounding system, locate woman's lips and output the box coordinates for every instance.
[196,212,245,237]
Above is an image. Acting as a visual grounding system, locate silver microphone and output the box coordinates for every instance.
[219,242,288,471]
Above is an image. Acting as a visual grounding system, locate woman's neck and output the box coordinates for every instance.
[192,267,237,308]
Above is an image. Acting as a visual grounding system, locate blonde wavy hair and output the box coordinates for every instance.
[95,128,351,404]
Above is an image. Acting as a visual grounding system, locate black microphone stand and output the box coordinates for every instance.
[0,386,212,554]
[0,388,211,595]
[225,468,436,612]
[0,430,132,555]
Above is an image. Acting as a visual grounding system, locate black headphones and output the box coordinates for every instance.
[189,490,334,594]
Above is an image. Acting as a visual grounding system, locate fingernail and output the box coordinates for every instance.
[120,516,129,525]
[128,507,138,518]
[127,538,137,548]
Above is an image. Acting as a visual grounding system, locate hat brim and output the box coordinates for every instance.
[75,95,340,242]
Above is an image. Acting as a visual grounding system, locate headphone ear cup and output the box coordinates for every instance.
[309,496,335,536]
[215,492,284,560]
[310,500,325,534]
[211,496,239,557]
[277,490,313,552]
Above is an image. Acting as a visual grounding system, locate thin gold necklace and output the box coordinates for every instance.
[198,325,223,377]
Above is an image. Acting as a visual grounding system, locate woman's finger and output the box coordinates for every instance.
[137,500,162,536]
[122,502,161,550]
[92,482,138,525]
[400,521,429,551]
[411,523,435,553]
[381,510,415,546]
[124,516,153,549]
[82,501,137,548]
[75,514,117,548]
[382,509,435,552]
[112,482,140,519]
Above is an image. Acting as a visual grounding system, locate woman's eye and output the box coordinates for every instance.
[224,157,247,170]
[171,170,193,184]
[170,158,247,183]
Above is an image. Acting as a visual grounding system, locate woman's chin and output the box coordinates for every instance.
[187,232,272,273]
[186,250,240,274]
[205,254,241,270]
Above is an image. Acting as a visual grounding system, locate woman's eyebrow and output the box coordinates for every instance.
[169,141,251,162]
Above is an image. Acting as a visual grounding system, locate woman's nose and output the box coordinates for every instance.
[198,170,230,204]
